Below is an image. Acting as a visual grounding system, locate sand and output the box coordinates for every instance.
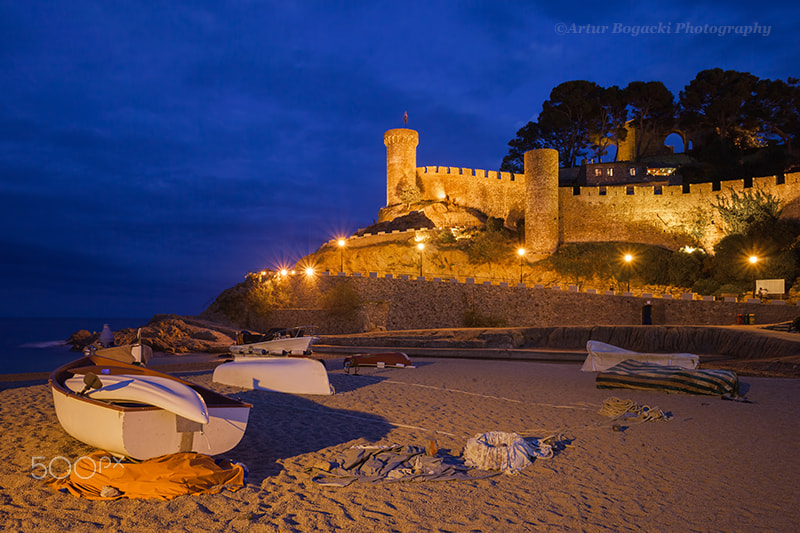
[1,357,799,532]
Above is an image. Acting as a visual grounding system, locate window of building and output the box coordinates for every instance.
[599,187,607,196]
[654,186,662,195]
[607,168,613,177]
[629,167,636,176]
[594,168,602,177]
[626,186,634,195]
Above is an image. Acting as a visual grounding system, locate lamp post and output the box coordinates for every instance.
[623,254,633,293]
[517,248,526,283]
[337,239,346,273]
[417,242,425,277]
[749,255,758,298]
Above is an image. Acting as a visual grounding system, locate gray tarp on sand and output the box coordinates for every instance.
[306,444,500,487]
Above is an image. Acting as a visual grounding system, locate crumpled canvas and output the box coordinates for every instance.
[48,451,247,500]
[306,444,499,487]
[463,432,553,474]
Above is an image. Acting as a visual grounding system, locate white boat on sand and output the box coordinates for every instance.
[50,352,251,460]
[581,340,700,372]
[213,357,334,395]
[229,326,318,356]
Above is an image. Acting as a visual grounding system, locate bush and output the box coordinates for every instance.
[668,250,704,287]
[692,278,720,296]
[319,282,361,317]
[792,316,800,332]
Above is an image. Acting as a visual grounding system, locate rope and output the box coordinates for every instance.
[599,397,671,422]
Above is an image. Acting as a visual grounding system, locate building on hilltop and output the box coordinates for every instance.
[382,128,800,258]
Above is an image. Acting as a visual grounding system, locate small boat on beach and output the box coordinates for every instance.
[213,357,334,395]
[581,340,700,372]
[229,326,319,356]
[50,351,251,460]
[343,352,414,374]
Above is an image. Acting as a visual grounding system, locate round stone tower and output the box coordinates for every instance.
[384,128,419,206]
[524,148,560,257]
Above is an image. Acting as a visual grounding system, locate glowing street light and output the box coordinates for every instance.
[305,267,315,277]
[748,255,759,298]
[417,242,425,277]
[337,238,346,273]
[517,248,526,283]
[623,253,634,292]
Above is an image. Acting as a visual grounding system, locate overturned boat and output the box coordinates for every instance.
[229,326,318,356]
[581,340,700,372]
[50,350,251,460]
[213,357,334,395]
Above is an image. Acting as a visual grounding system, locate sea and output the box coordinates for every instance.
[0,317,150,375]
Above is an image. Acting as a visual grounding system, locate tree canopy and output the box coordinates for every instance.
[501,69,800,179]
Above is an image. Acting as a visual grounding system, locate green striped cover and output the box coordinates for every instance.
[596,360,739,396]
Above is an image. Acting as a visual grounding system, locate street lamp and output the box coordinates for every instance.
[623,254,633,292]
[517,248,526,283]
[417,242,425,277]
[749,255,759,297]
[337,238,346,273]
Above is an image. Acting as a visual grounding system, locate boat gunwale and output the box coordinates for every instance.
[49,354,252,413]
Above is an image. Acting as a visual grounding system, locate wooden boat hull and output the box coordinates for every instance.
[343,352,413,374]
[50,355,251,460]
[213,357,333,395]
[229,335,317,356]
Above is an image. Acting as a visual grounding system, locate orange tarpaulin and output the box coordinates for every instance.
[49,451,246,500]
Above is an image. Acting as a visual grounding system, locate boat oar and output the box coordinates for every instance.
[79,372,104,395]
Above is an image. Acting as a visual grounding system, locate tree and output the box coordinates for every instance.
[500,121,544,173]
[751,77,800,158]
[679,68,760,146]
[624,81,675,161]
[589,85,628,162]
[537,80,603,167]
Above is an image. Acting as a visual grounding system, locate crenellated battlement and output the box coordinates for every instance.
[384,128,800,254]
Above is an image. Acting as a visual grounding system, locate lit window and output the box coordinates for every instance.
[607,168,614,177]
[595,168,601,176]
[629,167,636,176]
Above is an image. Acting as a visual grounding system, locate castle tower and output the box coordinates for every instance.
[524,148,560,257]
[384,128,419,206]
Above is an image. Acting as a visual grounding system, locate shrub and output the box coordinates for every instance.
[319,282,361,317]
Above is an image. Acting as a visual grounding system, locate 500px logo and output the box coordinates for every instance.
[31,455,124,480]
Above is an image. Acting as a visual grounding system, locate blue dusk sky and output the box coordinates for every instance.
[0,1,797,318]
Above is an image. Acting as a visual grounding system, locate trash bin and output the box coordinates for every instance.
[748,314,756,325]
[642,301,652,325]
[736,314,744,325]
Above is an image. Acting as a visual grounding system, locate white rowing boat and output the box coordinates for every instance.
[581,340,700,372]
[213,357,334,395]
[64,373,209,425]
[50,353,251,460]
[229,326,318,356]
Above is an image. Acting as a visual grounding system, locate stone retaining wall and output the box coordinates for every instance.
[254,273,799,335]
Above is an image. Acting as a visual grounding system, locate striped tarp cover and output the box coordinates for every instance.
[596,359,739,396]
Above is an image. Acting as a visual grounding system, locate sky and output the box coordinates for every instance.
[1,0,798,318]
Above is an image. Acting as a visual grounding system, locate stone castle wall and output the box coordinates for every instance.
[560,174,800,251]
[384,128,800,254]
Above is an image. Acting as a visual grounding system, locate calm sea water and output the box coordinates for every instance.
[0,318,149,375]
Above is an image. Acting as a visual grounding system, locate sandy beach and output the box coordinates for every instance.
[1,356,799,532]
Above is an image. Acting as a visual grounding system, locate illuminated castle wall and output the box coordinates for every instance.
[384,128,800,256]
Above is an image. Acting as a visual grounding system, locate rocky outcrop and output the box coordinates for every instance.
[67,315,238,354]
